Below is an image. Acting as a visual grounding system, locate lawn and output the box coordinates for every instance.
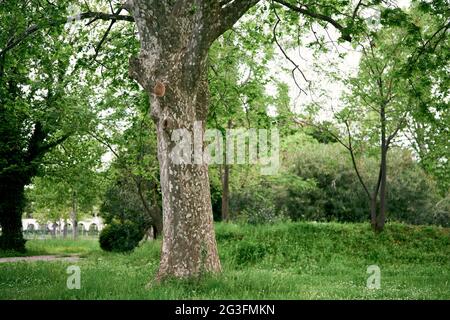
[0,221,449,299]
[0,237,99,258]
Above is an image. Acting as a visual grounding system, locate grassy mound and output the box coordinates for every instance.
[0,221,449,299]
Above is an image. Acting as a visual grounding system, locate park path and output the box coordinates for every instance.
[0,255,80,263]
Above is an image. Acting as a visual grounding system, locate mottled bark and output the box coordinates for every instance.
[128,0,258,280]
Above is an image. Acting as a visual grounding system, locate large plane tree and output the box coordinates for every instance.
[125,0,364,281]
[1,0,383,279]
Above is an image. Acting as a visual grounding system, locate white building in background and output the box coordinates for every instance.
[22,217,104,234]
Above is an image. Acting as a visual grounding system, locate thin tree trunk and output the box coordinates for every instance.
[377,146,387,232]
[370,196,377,229]
[0,181,27,251]
[136,180,163,238]
[152,184,163,237]
[221,164,230,222]
[149,226,155,240]
[376,105,388,232]
[152,204,163,238]
[63,219,68,239]
[51,222,57,239]
[221,119,231,222]
[71,192,78,240]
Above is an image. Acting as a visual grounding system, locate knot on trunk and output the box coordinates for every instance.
[129,54,169,100]
[153,81,166,97]
[162,116,176,131]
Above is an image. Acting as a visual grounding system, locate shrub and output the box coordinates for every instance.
[99,221,145,253]
[228,134,447,227]
[230,188,280,225]
[100,175,160,237]
[234,241,267,265]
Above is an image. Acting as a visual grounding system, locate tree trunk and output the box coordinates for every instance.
[0,180,26,252]
[63,219,68,239]
[149,226,154,240]
[376,146,387,232]
[136,180,163,238]
[129,0,260,281]
[221,163,230,222]
[129,0,230,281]
[151,204,163,238]
[152,79,221,279]
[221,119,232,222]
[370,196,377,230]
[71,192,78,240]
[376,105,388,232]
[51,222,57,239]
[150,182,163,237]
[0,112,69,250]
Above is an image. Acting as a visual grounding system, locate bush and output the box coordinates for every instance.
[99,221,145,252]
[412,196,450,228]
[230,188,280,225]
[230,173,314,224]
[289,141,371,222]
[234,241,267,265]
[228,133,448,227]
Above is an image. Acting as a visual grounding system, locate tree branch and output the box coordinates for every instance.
[212,0,260,41]
[352,0,363,21]
[272,4,309,95]
[38,134,71,155]
[343,119,371,199]
[386,113,407,147]
[0,11,134,58]
[273,0,352,41]
[295,118,372,199]
[92,20,117,61]
[408,20,450,67]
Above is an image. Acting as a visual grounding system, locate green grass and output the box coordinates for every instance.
[0,237,100,258]
[0,221,449,299]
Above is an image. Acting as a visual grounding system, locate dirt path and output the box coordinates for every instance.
[0,255,81,263]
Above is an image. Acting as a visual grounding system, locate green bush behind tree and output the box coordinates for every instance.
[225,132,448,227]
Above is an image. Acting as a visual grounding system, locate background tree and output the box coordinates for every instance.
[401,1,449,195]
[305,4,449,232]
[208,16,287,222]
[27,135,105,239]
[0,0,143,249]
[97,116,163,238]
[0,0,100,250]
